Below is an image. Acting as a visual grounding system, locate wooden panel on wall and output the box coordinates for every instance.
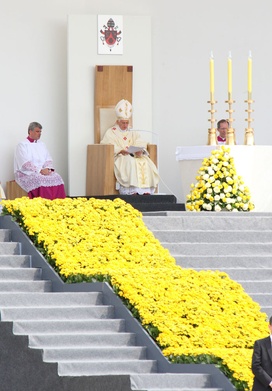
[94,65,133,143]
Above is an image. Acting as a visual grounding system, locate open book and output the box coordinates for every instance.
[127,146,149,156]
[127,146,144,153]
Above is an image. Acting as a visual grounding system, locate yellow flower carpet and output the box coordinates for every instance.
[2,196,268,390]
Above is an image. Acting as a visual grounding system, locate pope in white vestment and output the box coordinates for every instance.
[100,100,159,195]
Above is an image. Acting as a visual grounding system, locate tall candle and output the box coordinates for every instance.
[248,51,252,94]
[228,51,232,94]
[210,51,214,97]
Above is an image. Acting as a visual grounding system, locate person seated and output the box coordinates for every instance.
[217,119,229,145]
[0,182,6,213]
[0,183,5,200]
[14,121,66,200]
[100,99,159,195]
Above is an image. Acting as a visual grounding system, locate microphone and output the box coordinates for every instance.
[129,129,159,145]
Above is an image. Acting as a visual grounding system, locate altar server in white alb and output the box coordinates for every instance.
[14,122,66,200]
[100,99,159,195]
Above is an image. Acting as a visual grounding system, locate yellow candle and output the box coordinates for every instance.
[210,52,214,97]
[228,51,232,94]
[248,51,252,93]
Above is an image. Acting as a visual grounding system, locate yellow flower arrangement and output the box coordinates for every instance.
[2,197,267,390]
[186,146,255,212]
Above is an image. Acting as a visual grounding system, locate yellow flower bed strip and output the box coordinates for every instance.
[2,197,267,390]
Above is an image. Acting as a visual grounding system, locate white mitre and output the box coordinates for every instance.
[115,99,132,120]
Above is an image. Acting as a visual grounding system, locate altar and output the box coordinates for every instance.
[176,145,272,212]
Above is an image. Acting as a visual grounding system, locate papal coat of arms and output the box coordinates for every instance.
[100,18,122,51]
[98,15,123,54]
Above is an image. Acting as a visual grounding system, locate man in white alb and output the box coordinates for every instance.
[14,122,66,200]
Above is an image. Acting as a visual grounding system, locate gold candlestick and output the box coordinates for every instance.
[244,92,254,145]
[207,93,217,145]
[225,92,236,145]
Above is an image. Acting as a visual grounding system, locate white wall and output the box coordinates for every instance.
[67,15,152,196]
[0,0,271,202]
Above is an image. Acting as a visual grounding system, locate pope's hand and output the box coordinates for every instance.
[119,150,129,156]
[134,151,143,158]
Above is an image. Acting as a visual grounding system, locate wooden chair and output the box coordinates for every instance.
[86,65,157,196]
[86,105,157,196]
[6,180,28,200]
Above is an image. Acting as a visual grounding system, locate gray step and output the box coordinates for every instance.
[194,268,272,280]
[0,268,42,280]
[261,306,272,314]
[13,319,125,334]
[57,359,157,376]
[0,229,11,241]
[0,305,115,320]
[143,215,272,231]
[138,389,223,391]
[0,255,31,268]
[152,230,272,243]
[43,346,147,361]
[137,390,223,391]
[0,281,52,292]
[29,333,137,348]
[250,293,272,305]
[175,255,272,268]
[0,292,103,307]
[163,242,272,256]
[0,242,21,255]
[130,373,213,389]
[237,281,272,293]
[165,211,272,217]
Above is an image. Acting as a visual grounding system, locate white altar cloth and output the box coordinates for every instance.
[176,145,272,212]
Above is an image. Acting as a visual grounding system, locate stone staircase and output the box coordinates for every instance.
[0,215,233,391]
[143,211,272,319]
